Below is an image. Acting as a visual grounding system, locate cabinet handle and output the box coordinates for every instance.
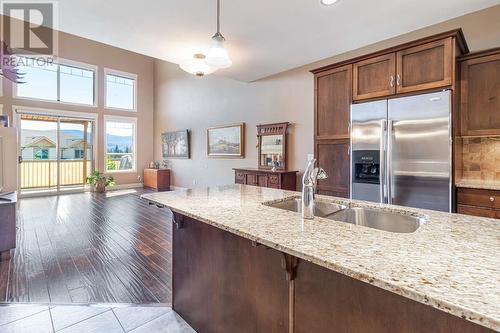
[490,197,495,202]
[390,76,394,87]
[396,74,401,86]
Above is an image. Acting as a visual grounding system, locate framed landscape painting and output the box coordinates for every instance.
[162,130,190,158]
[207,123,245,158]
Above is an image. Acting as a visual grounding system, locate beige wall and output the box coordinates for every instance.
[154,5,500,189]
[0,21,155,186]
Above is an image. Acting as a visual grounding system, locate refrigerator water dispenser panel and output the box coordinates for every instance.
[353,150,380,185]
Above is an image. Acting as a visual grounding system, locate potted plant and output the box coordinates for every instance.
[86,171,115,193]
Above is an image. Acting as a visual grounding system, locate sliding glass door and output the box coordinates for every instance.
[18,113,95,195]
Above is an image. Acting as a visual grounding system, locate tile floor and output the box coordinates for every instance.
[0,304,195,333]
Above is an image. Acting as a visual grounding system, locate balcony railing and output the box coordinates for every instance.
[21,160,92,189]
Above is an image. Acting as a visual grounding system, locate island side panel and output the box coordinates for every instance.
[172,213,289,333]
[294,260,495,333]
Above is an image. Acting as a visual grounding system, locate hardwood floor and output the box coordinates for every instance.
[0,189,173,304]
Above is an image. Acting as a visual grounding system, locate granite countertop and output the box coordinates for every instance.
[141,185,500,331]
[456,179,500,191]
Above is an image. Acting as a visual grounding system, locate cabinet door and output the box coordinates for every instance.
[173,214,289,333]
[315,65,352,139]
[396,38,453,94]
[353,53,396,101]
[143,169,157,189]
[258,174,268,187]
[235,171,246,184]
[315,139,350,198]
[246,173,258,186]
[457,204,495,218]
[460,52,500,136]
[294,259,492,333]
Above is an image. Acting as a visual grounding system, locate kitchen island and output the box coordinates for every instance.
[142,185,499,333]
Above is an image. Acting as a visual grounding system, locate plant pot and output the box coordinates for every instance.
[94,181,106,193]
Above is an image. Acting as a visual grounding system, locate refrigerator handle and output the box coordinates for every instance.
[379,119,387,203]
[387,120,394,205]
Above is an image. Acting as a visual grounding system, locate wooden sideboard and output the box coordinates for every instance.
[234,168,297,191]
[0,192,17,261]
[143,169,171,191]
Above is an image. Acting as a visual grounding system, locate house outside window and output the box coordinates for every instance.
[104,116,137,172]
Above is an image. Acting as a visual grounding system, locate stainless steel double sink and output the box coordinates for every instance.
[264,197,425,233]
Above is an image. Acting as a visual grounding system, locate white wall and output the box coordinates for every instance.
[154,5,500,189]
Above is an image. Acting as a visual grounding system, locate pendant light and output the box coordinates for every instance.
[179,53,217,77]
[205,0,232,69]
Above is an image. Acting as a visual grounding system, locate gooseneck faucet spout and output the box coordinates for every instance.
[302,158,328,219]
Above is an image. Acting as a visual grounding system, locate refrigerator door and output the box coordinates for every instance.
[350,100,387,203]
[387,91,451,212]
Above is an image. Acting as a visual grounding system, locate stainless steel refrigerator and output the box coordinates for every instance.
[350,90,452,212]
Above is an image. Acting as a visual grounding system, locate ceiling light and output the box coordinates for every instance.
[321,0,338,5]
[205,0,232,69]
[179,54,217,77]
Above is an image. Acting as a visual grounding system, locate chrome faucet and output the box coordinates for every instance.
[302,158,328,219]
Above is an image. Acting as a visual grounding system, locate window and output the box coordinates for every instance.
[105,70,136,111]
[104,117,137,172]
[74,149,84,159]
[15,57,96,106]
[34,148,49,160]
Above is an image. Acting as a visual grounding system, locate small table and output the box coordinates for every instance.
[144,169,171,191]
[0,192,17,261]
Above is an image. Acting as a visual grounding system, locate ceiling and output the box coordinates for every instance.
[55,0,500,82]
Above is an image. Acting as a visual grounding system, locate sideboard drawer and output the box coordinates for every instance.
[235,172,246,184]
[268,174,280,185]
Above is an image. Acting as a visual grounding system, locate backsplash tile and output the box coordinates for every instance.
[462,137,500,181]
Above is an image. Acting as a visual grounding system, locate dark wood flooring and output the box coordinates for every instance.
[0,189,173,304]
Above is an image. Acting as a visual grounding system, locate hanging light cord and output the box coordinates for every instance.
[216,0,221,34]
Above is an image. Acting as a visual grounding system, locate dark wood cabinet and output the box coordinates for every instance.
[315,139,350,198]
[353,53,396,101]
[396,38,453,94]
[294,259,493,333]
[457,187,500,219]
[312,30,468,199]
[143,168,170,191]
[234,168,297,191]
[315,65,352,139]
[459,48,500,136]
[314,65,352,198]
[172,213,289,333]
[172,213,493,333]
[0,193,17,261]
[351,32,465,101]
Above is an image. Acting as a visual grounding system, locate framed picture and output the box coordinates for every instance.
[162,129,190,158]
[207,123,245,158]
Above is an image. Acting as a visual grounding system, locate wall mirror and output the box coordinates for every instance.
[257,122,289,170]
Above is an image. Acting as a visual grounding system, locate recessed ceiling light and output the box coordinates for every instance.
[321,0,338,5]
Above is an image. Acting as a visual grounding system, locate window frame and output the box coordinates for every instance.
[13,56,98,108]
[103,115,137,174]
[104,68,138,112]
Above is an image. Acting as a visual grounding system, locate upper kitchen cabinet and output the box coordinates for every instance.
[351,30,467,101]
[396,38,453,94]
[315,65,352,140]
[353,53,396,100]
[460,48,500,136]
